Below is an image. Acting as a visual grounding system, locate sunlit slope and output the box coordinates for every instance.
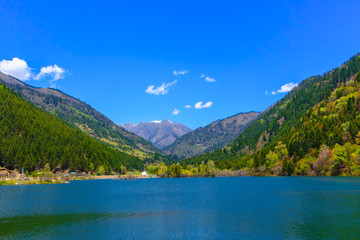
[181,54,360,167]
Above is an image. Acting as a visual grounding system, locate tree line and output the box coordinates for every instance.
[0,83,143,173]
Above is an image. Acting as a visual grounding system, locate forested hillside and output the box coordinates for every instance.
[163,111,259,158]
[181,54,360,170]
[0,71,159,158]
[219,71,360,176]
[0,83,143,173]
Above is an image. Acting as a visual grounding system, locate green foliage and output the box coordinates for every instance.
[296,155,316,175]
[0,74,161,159]
[153,160,217,178]
[265,151,278,169]
[89,162,95,173]
[44,163,51,172]
[97,165,106,175]
[252,66,360,176]
[120,165,127,175]
[355,72,360,83]
[31,170,38,178]
[275,142,288,160]
[0,83,143,172]
[180,54,360,176]
[282,158,295,176]
[331,144,347,175]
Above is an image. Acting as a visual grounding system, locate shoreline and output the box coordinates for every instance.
[0,173,158,185]
[0,179,68,186]
[2,173,358,185]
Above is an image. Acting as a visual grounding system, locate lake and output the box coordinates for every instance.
[0,177,360,239]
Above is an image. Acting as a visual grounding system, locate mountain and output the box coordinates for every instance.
[214,68,360,176]
[0,71,159,158]
[163,112,260,159]
[120,120,191,149]
[181,54,360,171]
[0,82,143,173]
[263,70,360,176]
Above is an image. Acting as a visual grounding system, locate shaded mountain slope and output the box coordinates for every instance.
[164,111,260,159]
[0,83,143,172]
[0,71,159,158]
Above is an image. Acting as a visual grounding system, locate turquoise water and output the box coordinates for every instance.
[1,177,360,239]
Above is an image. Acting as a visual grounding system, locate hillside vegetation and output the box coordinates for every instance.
[222,71,360,176]
[0,83,143,173]
[180,54,360,175]
[0,71,159,158]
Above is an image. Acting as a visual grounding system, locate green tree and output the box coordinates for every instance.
[120,165,127,175]
[44,163,51,172]
[31,170,38,178]
[265,151,279,169]
[97,165,106,175]
[207,160,215,170]
[275,142,288,160]
[331,144,347,175]
[89,162,95,173]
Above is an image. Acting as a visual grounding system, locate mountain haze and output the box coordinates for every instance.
[163,112,260,159]
[120,120,191,149]
[0,71,159,158]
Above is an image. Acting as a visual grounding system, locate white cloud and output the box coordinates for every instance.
[172,108,180,115]
[173,69,188,75]
[152,120,162,123]
[200,74,216,82]
[145,80,177,95]
[267,82,298,95]
[35,64,65,83]
[194,101,213,109]
[184,105,192,109]
[205,76,215,82]
[0,58,32,81]
[277,82,298,93]
[0,58,67,88]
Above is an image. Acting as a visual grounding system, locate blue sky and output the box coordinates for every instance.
[0,0,359,129]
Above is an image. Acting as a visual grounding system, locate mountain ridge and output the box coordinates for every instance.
[120,120,191,149]
[180,54,360,168]
[0,82,143,172]
[0,71,160,158]
[163,111,260,158]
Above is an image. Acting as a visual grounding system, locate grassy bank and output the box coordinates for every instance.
[0,179,67,185]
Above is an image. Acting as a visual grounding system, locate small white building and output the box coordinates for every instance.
[141,171,147,176]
